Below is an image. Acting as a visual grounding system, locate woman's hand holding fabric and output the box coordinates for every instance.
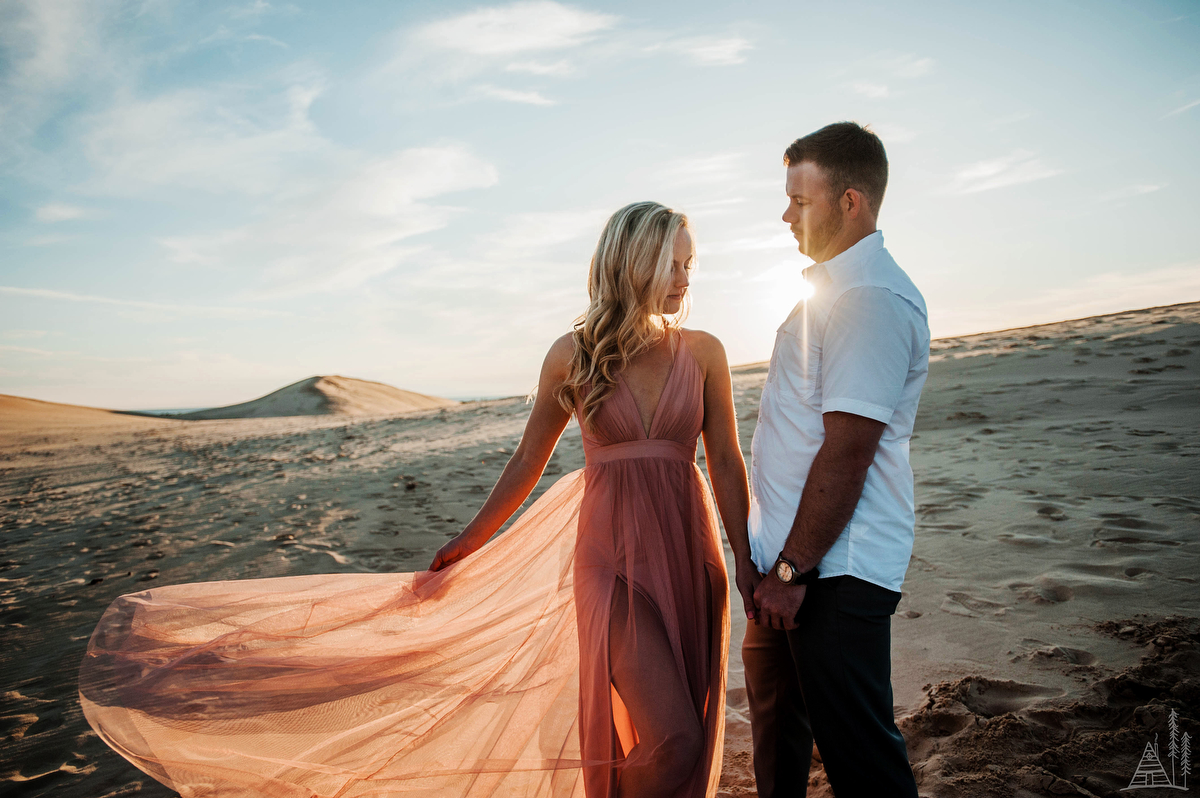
[429,530,485,572]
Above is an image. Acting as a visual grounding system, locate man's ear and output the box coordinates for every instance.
[843,188,865,220]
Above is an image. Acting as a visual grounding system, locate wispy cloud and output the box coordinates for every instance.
[415,1,617,55]
[478,85,556,105]
[685,197,749,219]
[230,0,275,19]
[35,202,93,222]
[80,79,327,197]
[1,0,100,93]
[1163,99,1200,118]
[648,36,753,66]
[870,123,917,143]
[988,111,1032,128]
[943,150,1063,194]
[0,0,114,170]
[245,33,288,48]
[0,286,294,319]
[1098,184,1164,203]
[488,209,608,254]
[841,54,933,101]
[699,223,797,255]
[852,82,889,98]
[23,234,74,247]
[885,55,934,78]
[199,25,288,48]
[161,145,500,299]
[655,152,746,186]
[505,59,572,75]
[0,344,64,356]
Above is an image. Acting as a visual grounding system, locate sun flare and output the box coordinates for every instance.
[757,261,816,324]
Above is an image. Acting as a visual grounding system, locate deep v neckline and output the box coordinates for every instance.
[619,334,685,440]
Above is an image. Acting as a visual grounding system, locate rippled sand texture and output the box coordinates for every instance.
[2,301,1198,797]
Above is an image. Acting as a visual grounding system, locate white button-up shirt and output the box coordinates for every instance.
[748,230,929,593]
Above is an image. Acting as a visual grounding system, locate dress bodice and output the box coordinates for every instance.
[579,334,704,465]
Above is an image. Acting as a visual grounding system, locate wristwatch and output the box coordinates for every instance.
[773,555,819,586]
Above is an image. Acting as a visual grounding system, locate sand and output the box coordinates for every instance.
[0,395,166,433]
[176,375,457,420]
[1,302,1197,797]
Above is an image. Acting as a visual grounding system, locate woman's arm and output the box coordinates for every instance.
[688,330,759,620]
[429,334,575,571]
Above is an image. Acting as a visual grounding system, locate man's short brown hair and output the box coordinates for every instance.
[783,122,888,215]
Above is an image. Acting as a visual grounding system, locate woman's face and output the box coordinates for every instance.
[663,226,693,316]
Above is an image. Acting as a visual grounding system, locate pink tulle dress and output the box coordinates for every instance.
[80,334,730,797]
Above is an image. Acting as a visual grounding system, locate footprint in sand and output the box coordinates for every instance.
[1034,575,1074,603]
[957,677,1064,718]
[940,592,1010,617]
[1035,505,1067,521]
[1097,513,1168,531]
[1023,644,1097,666]
[997,526,1059,547]
[918,522,970,533]
[1091,513,1179,548]
[1008,575,1074,604]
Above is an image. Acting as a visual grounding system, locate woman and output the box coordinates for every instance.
[80,202,756,798]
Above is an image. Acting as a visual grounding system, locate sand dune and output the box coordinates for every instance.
[0,302,1196,798]
[0,394,167,433]
[177,375,457,420]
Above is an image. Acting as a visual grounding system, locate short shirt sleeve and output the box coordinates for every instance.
[821,286,915,424]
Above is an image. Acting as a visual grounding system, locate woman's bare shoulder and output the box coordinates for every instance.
[542,332,577,376]
[681,328,727,366]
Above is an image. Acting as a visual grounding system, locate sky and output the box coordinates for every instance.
[1,0,1198,409]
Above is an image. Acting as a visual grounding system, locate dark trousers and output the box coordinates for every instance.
[741,575,918,798]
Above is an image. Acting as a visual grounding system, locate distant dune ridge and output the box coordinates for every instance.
[0,376,456,431]
[0,394,162,433]
[176,376,457,420]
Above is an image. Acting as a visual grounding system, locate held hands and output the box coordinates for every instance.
[734,559,763,622]
[429,530,485,572]
[753,573,807,631]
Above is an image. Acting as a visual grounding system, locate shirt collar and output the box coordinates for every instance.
[803,230,885,285]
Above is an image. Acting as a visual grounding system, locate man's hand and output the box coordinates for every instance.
[753,575,807,631]
[735,560,763,621]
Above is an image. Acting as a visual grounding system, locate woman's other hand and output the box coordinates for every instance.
[691,330,757,621]
[429,531,483,572]
[427,335,574,574]
[735,558,763,621]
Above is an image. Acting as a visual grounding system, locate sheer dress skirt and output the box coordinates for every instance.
[575,440,729,798]
[80,471,592,798]
[79,457,729,798]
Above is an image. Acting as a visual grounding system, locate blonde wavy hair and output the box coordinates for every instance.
[555,201,692,430]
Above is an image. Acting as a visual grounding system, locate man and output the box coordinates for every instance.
[743,122,928,797]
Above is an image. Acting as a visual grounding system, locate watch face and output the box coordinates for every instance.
[775,560,794,583]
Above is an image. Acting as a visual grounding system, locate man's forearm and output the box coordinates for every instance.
[779,440,873,572]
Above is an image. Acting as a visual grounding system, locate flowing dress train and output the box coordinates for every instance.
[79,334,730,797]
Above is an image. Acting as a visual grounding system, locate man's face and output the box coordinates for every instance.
[782,161,844,263]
